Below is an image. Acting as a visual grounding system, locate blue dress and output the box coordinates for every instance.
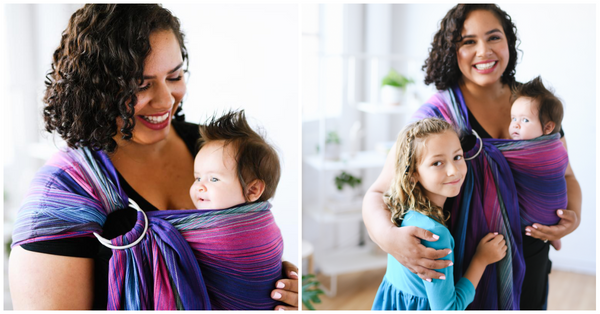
[372,211,475,310]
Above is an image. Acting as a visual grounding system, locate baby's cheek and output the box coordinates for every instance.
[189,184,196,201]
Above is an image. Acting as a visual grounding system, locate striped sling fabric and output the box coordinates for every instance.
[12,147,283,310]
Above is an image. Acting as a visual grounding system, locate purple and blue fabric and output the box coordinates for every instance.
[12,147,284,310]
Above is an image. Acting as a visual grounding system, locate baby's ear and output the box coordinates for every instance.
[543,121,556,135]
[246,179,266,202]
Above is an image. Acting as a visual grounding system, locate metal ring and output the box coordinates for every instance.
[543,239,548,243]
[93,198,148,250]
[464,129,483,161]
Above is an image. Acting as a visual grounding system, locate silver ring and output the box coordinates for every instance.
[464,129,483,161]
[93,198,149,250]
[544,239,548,243]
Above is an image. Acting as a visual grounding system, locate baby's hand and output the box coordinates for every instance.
[474,233,507,265]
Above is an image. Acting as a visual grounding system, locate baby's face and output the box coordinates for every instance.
[189,140,246,210]
[509,96,544,140]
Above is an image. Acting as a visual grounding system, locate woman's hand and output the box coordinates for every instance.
[525,209,579,242]
[271,261,298,310]
[389,226,452,281]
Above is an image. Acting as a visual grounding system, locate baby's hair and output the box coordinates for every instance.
[513,76,563,135]
[385,118,457,226]
[197,110,281,202]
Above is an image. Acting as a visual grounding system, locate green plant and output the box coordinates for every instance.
[326,131,340,145]
[302,274,325,310]
[381,69,414,90]
[334,171,362,190]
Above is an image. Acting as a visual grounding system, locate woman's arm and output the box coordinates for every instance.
[271,261,298,310]
[526,136,581,240]
[9,246,94,310]
[362,142,451,281]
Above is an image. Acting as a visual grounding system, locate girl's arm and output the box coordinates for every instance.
[462,233,507,289]
[424,230,507,310]
[9,246,94,309]
[420,222,474,310]
[362,143,451,281]
[526,136,581,240]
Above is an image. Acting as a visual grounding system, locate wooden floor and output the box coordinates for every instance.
[305,268,596,310]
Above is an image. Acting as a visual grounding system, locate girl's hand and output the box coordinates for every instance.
[474,233,507,265]
[389,226,452,282]
[272,261,298,311]
[525,209,579,242]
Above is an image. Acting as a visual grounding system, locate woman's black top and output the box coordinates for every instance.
[20,120,200,310]
[453,108,563,309]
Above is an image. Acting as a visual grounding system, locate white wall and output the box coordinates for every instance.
[392,4,596,274]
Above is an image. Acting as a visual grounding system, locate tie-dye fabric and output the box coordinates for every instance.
[412,86,567,310]
[12,147,283,310]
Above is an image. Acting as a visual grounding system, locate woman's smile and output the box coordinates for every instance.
[136,111,171,130]
[473,60,498,73]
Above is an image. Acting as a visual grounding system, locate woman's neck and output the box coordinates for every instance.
[109,125,175,163]
[459,80,511,107]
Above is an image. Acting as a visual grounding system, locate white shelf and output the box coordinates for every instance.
[304,150,386,171]
[305,206,363,224]
[316,247,388,276]
[356,102,413,114]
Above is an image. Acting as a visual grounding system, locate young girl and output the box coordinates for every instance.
[371,118,507,310]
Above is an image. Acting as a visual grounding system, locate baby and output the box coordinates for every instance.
[189,110,281,210]
[509,76,563,140]
[509,76,564,250]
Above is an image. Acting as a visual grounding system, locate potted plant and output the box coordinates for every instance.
[380,69,414,105]
[331,171,362,200]
[324,131,341,160]
[302,274,325,310]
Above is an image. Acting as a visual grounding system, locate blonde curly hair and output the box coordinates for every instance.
[385,118,458,226]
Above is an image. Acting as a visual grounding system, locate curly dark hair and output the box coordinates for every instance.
[422,4,520,91]
[43,4,189,152]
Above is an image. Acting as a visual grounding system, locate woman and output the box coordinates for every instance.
[9,4,298,310]
[363,4,580,310]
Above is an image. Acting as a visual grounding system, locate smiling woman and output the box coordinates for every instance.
[8,4,298,310]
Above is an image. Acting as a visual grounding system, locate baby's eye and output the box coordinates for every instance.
[210,177,219,182]
[432,161,442,166]
[522,118,529,123]
[511,117,516,122]
[454,155,463,161]
[195,177,201,182]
